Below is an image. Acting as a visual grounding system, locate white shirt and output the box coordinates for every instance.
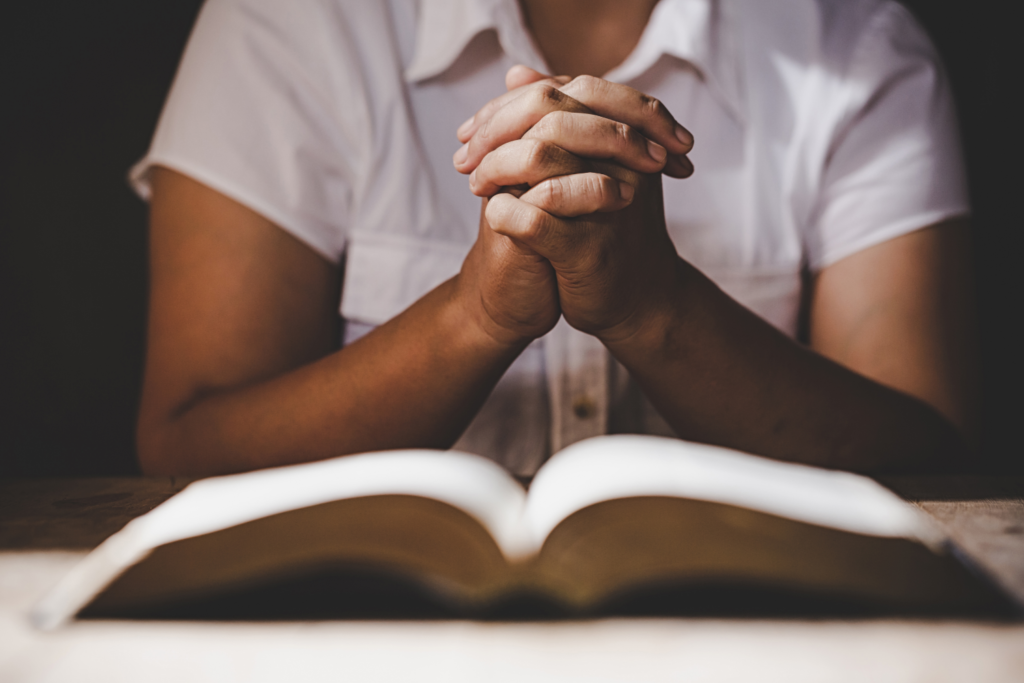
[131,0,970,474]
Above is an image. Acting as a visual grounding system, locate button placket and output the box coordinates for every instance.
[545,318,609,454]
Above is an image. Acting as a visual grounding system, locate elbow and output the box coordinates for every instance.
[924,409,976,474]
[136,384,222,476]
[870,398,974,475]
[136,416,180,476]
[136,399,204,476]
[911,388,979,474]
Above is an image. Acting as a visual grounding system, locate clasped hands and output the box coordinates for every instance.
[453,66,695,351]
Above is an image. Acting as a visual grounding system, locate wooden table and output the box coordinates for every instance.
[1,476,1023,682]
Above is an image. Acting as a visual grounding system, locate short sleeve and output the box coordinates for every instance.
[129,0,369,262]
[806,2,969,270]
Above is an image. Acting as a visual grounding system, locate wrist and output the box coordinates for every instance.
[444,274,541,356]
[597,258,702,359]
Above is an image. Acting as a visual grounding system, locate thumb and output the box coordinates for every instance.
[485,193,578,263]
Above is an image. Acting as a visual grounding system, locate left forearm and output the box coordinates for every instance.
[604,261,966,473]
[453,68,968,472]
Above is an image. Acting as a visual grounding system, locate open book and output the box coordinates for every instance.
[33,436,1011,626]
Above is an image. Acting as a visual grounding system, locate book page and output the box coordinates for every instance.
[134,450,529,554]
[34,450,529,628]
[523,436,943,549]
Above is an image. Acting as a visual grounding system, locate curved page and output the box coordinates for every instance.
[34,450,527,628]
[523,436,942,548]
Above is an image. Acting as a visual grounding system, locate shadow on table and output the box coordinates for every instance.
[79,567,1019,622]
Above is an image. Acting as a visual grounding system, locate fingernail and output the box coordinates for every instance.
[453,143,469,166]
[675,124,693,148]
[647,140,667,163]
[618,181,634,202]
[469,169,477,188]
[457,115,475,137]
[672,153,694,175]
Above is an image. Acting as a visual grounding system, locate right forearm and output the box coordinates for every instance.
[137,277,525,476]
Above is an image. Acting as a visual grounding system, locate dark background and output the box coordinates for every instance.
[1,1,1020,476]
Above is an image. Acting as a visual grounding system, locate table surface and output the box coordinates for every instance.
[2,475,1023,682]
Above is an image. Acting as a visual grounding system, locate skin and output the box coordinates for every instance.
[137,2,978,475]
[457,67,975,471]
[518,0,662,78]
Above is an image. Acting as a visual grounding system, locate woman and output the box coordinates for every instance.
[134,0,977,475]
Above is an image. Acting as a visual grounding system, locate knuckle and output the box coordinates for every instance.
[529,84,563,109]
[525,139,557,172]
[531,111,560,138]
[591,174,616,201]
[576,174,597,197]
[586,175,619,208]
[613,121,635,149]
[534,178,562,210]
[521,206,549,241]
[472,104,495,133]
[475,119,496,147]
[571,74,601,95]
[545,109,572,129]
[640,94,665,120]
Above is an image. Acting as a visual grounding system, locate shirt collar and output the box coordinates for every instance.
[605,0,744,122]
[405,0,743,121]
[404,0,545,82]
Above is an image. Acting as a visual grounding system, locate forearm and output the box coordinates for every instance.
[453,68,970,473]
[138,277,524,476]
[605,261,966,473]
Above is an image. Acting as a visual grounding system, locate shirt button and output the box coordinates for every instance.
[572,396,597,420]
